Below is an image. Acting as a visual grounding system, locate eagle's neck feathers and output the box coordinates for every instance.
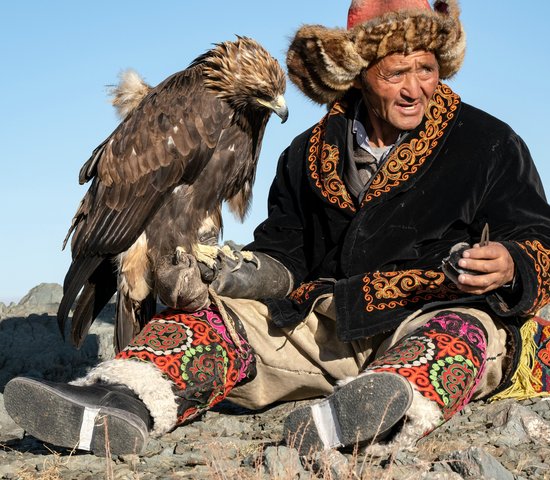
[197,37,286,120]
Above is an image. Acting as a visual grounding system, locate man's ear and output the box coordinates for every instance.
[352,77,362,89]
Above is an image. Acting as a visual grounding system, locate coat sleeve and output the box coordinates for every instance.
[481,133,550,317]
[247,142,309,288]
[335,131,550,341]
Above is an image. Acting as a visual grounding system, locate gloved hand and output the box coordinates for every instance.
[199,245,294,300]
[155,251,210,311]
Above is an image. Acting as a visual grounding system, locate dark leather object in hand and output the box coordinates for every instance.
[441,242,480,284]
[441,223,490,284]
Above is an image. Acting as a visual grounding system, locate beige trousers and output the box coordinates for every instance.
[225,296,508,410]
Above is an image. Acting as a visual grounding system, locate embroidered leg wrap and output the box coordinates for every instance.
[116,305,256,425]
[368,311,488,422]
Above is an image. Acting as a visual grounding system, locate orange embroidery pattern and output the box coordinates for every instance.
[308,104,356,212]
[329,102,345,116]
[517,240,550,312]
[362,270,460,312]
[362,83,460,204]
[289,281,319,304]
[537,339,550,368]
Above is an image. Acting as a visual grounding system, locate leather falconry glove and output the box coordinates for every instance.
[200,245,294,300]
[155,251,210,312]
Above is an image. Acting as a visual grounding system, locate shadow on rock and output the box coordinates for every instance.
[0,313,115,392]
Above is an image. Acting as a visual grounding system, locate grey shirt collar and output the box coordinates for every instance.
[345,100,410,203]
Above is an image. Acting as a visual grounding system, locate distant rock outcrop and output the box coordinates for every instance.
[0,283,63,320]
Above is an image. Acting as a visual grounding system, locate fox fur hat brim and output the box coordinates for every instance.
[286,0,465,104]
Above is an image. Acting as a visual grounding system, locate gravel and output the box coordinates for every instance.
[1,284,550,479]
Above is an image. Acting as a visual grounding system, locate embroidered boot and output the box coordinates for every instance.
[283,310,488,456]
[4,377,152,456]
[115,305,256,425]
[283,371,413,456]
[364,310,488,454]
[6,305,256,456]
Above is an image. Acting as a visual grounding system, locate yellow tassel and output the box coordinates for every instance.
[490,318,550,402]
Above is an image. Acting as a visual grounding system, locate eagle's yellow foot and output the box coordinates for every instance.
[192,244,222,269]
[190,244,260,272]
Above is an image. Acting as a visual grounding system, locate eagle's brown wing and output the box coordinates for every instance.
[58,65,235,341]
[70,67,231,256]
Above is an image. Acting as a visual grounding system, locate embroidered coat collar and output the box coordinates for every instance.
[306,83,461,214]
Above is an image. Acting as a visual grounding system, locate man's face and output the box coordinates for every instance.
[357,51,439,141]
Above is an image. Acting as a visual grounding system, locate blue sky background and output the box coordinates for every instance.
[1,1,548,303]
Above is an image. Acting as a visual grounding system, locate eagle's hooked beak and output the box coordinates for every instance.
[258,95,289,123]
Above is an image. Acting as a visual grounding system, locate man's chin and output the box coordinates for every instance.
[393,116,425,132]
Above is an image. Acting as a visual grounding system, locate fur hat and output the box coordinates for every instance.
[286,0,465,104]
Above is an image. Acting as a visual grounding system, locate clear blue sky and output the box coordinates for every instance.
[1,1,548,303]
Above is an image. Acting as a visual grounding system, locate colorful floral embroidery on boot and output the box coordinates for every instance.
[116,306,256,424]
[368,311,488,420]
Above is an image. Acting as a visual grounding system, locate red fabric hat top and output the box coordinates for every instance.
[347,0,431,29]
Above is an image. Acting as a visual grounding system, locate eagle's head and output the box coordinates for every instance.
[201,36,288,123]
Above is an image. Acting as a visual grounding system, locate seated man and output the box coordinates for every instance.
[6,0,550,457]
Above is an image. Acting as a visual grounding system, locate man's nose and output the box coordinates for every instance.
[400,73,421,99]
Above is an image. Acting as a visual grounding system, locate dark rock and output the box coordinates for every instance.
[443,447,514,480]
[0,283,63,320]
[490,401,550,446]
[310,449,351,479]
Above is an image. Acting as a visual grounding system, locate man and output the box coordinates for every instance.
[6,0,550,457]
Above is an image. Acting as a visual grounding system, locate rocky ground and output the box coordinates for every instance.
[1,284,550,479]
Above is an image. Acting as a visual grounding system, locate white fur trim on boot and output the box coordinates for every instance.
[365,388,442,456]
[71,359,179,437]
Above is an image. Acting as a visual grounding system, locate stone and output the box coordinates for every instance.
[421,473,464,480]
[264,445,309,479]
[443,447,514,480]
[490,401,550,446]
[0,283,62,320]
[310,449,351,479]
[0,393,24,443]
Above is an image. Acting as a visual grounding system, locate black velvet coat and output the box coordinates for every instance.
[248,84,550,341]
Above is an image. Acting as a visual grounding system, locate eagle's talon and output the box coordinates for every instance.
[242,250,260,269]
[193,244,222,269]
[174,246,187,265]
[230,251,244,272]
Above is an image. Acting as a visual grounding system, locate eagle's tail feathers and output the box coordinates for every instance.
[114,292,156,354]
[57,256,105,344]
[71,260,118,348]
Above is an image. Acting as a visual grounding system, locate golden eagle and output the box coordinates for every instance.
[58,37,288,352]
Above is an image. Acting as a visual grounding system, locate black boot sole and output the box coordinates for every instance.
[4,377,148,456]
[283,372,413,456]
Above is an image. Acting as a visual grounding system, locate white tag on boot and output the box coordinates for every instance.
[311,399,343,449]
[78,407,101,451]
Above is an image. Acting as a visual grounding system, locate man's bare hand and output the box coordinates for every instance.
[454,242,515,295]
